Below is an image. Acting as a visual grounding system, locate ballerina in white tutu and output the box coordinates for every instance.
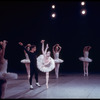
[79,46,92,76]
[53,44,64,78]
[37,40,55,89]
[21,44,31,79]
[0,40,18,99]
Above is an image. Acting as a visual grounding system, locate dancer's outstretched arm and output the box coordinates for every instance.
[18,42,30,55]
[24,44,31,55]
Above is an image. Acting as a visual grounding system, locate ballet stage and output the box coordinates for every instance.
[5,72,100,99]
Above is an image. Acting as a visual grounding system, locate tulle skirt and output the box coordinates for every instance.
[0,72,18,80]
[37,55,55,72]
[79,57,92,62]
[21,59,30,64]
[54,59,64,63]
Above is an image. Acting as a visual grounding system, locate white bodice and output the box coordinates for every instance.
[0,59,8,74]
[84,51,89,58]
[54,52,59,59]
[25,53,29,59]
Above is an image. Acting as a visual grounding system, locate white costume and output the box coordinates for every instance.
[0,59,18,80]
[20,52,30,79]
[20,53,30,63]
[53,52,64,78]
[54,52,64,63]
[37,54,55,72]
[79,51,92,62]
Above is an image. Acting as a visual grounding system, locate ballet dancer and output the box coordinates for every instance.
[52,44,64,78]
[37,40,55,89]
[79,46,92,76]
[0,40,18,99]
[19,42,41,90]
[21,44,31,79]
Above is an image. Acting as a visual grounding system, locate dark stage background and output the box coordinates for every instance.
[0,1,100,74]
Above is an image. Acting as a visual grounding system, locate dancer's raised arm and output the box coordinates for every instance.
[58,44,62,52]
[87,46,92,51]
[24,44,31,55]
[19,42,23,46]
[83,46,87,52]
[83,46,92,52]
[52,44,56,53]
[18,42,30,55]
[0,40,7,60]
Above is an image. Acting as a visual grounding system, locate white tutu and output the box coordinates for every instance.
[79,57,92,62]
[0,59,18,80]
[21,59,30,64]
[54,59,64,63]
[37,55,55,72]
[0,72,18,80]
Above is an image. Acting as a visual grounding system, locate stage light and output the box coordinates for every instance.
[52,5,55,9]
[51,13,56,18]
[81,9,86,15]
[81,1,85,6]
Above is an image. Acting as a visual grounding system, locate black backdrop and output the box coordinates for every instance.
[0,1,100,74]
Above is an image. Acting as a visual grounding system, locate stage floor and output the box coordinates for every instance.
[4,72,100,99]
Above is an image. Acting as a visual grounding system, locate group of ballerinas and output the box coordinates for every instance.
[19,40,64,89]
[0,39,92,99]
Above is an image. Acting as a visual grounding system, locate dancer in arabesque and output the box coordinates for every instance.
[37,40,55,89]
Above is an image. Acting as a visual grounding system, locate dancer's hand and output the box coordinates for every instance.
[19,42,23,46]
[27,44,31,47]
[41,40,45,43]
[46,44,49,49]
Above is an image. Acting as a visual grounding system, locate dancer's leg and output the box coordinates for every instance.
[25,63,30,79]
[0,79,7,99]
[86,62,89,76]
[55,63,60,78]
[83,62,86,76]
[46,72,49,89]
[55,63,58,78]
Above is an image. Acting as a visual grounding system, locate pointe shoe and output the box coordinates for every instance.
[36,83,41,87]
